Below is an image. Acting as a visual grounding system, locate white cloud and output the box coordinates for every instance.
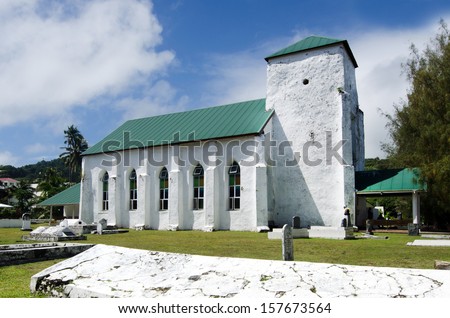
[199,50,268,106]
[350,18,449,158]
[0,151,19,166]
[25,142,48,155]
[115,80,190,120]
[23,143,59,163]
[24,142,60,156]
[203,52,266,104]
[0,0,175,127]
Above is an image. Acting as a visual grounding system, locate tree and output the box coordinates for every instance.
[1,159,71,180]
[364,157,393,171]
[60,125,88,183]
[37,167,67,200]
[11,180,35,215]
[384,20,450,228]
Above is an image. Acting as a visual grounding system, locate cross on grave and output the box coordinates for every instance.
[282,224,294,261]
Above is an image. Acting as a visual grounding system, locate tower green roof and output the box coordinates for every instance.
[265,35,357,67]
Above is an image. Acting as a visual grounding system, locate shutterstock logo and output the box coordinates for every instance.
[99,131,349,168]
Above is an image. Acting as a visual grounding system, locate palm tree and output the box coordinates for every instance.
[60,125,88,183]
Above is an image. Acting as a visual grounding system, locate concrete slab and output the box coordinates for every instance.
[31,244,450,298]
[268,228,309,239]
[421,234,450,240]
[308,226,354,239]
[407,240,450,247]
[268,227,355,240]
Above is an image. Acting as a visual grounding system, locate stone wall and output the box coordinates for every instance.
[0,219,22,228]
[0,243,93,266]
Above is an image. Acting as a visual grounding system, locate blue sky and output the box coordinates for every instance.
[1,0,449,167]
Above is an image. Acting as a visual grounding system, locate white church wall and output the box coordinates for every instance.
[183,164,205,230]
[266,44,360,228]
[80,134,268,231]
[340,47,364,225]
[204,164,219,231]
[355,109,365,171]
[79,159,93,224]
[220,163,253,231]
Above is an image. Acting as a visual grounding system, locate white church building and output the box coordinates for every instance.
[79,36,365,231]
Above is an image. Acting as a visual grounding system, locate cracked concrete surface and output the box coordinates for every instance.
[30,244,450,298]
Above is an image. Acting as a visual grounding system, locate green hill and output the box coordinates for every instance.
[0,158,74,182]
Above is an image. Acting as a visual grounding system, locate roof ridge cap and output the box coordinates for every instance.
[124,98,267,123]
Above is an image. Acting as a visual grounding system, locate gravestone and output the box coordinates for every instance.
[292,216,301,229]
[69,219,86,235]
[60,219,69,228]
[99,218,108,230]
[96,223,103,235]
[365,219,373,235]
[21,213,32,231]
[435,260,450,270]
[96,219,105,234]
[344,208,351,227]
[408,223,419,236]
[97,218,108,235]
[281,224,294,261]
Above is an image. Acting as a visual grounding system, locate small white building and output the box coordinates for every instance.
[37,183,81,220]
[79,36,365,231]
[0,178,19,190]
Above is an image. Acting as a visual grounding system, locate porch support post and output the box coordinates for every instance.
[412,191,420,225]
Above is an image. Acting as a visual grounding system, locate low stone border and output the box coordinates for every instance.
[0,242,94,266]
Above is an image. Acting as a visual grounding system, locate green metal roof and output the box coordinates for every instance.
[265,35,358,67]
[84,99,273,155]
[37,183,81,206]
[355,168,426,195]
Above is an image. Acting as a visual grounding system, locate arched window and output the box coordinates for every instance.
[129,169,137,210]
[193,164,204,210]
[228,162,240,210]
[159,167,169,210]
[102,172,109,211]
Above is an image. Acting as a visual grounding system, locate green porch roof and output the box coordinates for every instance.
[84,98,273,155]
[265,35,358,67]
[355,168,426,195]
[37,183,81,206]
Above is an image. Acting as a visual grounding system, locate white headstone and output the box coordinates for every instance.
[59,219,69,228]
[96,223,103,235]
[21,213,32,231]
[99,218,107,230]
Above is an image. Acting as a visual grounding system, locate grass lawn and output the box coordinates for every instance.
[1,227,449,297]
